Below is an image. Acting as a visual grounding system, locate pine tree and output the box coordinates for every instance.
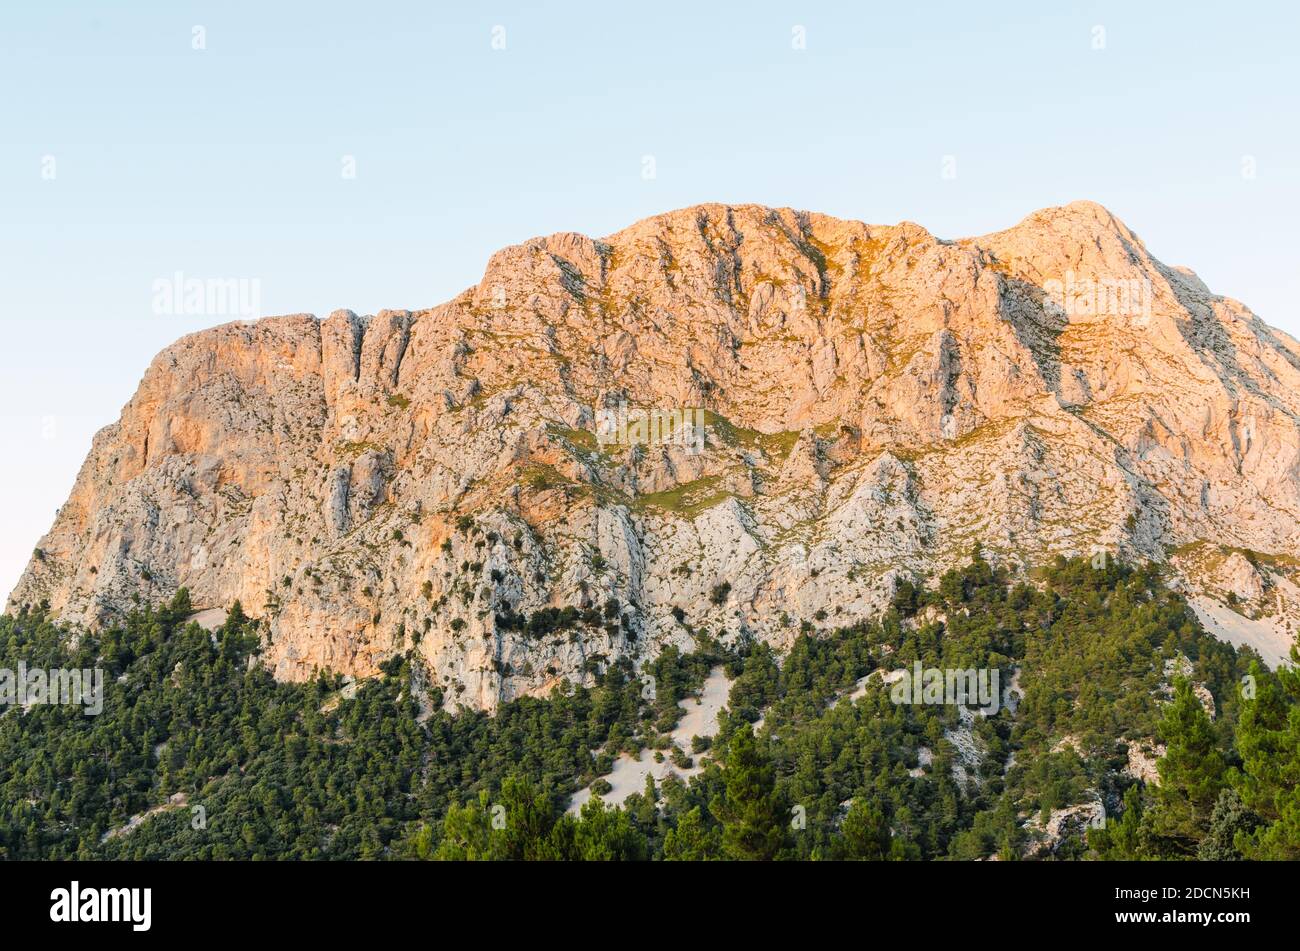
[1088,785,1150,860]
[662,806,720,860]
[1230,661,1300,859]
[838,799,890,860]
[497,775,562,860]
[433,791,500,860]
[571,796,647,860]
[1149,678,1226,854]
[1196,789,1259,861]
[710,725,786,860]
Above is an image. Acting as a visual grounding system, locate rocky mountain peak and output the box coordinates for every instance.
[10,202,1299,709]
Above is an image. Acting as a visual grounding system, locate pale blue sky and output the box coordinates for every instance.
[2,1,1298,597]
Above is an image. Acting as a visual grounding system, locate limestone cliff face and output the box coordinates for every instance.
[10,202,1300,708]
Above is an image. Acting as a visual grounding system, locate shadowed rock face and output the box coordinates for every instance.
[10,201,1300,709]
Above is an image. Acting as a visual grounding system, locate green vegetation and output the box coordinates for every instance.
[2,552,1297,860]
[517,463,576,495]
[630,475,729,516]
[337,440,387,459]
[545,423,598,453]
[702,411,800,462]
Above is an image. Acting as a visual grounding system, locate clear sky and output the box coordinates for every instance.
[2,1,1298,599]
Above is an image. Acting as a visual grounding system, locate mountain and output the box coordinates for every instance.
[9,201,1300,710]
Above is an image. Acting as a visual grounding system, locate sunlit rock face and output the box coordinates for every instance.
[11,201,1300,709]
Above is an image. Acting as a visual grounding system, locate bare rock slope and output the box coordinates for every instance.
[11,201,1300,709]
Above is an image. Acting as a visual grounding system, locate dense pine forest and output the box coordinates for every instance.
[1,554,1296,860]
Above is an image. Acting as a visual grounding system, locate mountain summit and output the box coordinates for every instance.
[11,202,1300,708]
